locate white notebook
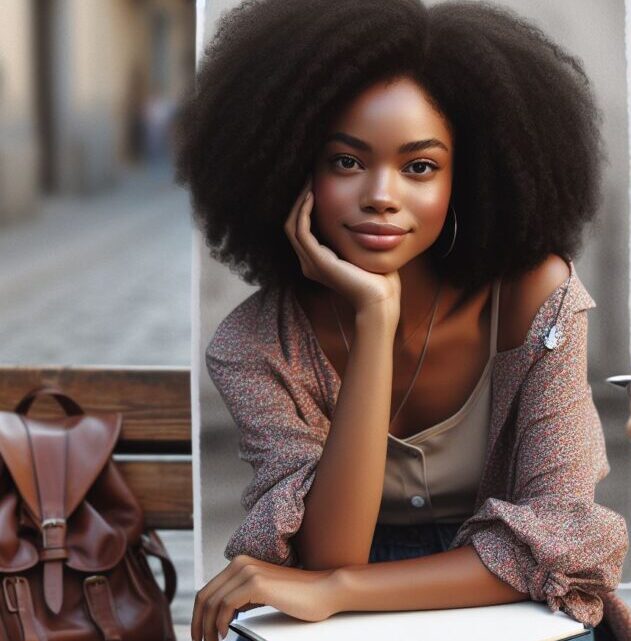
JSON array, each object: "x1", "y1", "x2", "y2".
[{"x1": 230, "y1": 601, "x2": 589, "y2": 641}]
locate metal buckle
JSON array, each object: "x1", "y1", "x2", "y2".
[
  {"x1": 84, "y1": 575, "x2": 106, "y2": 587},
  {"x1": 2, "y1": 576, "x2": 25, "y2": 613},
  {"x1": 41, "y1": 518, "x2": 66, "y2": 549}
]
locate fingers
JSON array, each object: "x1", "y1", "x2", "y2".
[
  {"x1": 215, "y1": 584, "x2": 261, "y2": 640},
  {"x1": 285, "y1": 175, "x2": 313, "y2": 238},
  {"x1": 191, "y1": 571, "x2": 229, "y2": 640},
  {"x1": 283, "y1": 175, "x2": 346, "y2": 290},
  {"x1": 191, "y1": 556, "x2": 251, "y2": 641},
  {"x1": 295, "y1": 190, "x2": 320, "y2": 255},
  {"x1": 201, "y1": 568, "x2": 249, "y2": 641},
  {"x1": 284, "y1": 178, "x2": 312, "y2": 242},
  {"x1": 199, "y1": 566, "x2": 265, "y2": 641},
  {"x1": 284, "y1": 181, "x2": 317, "y2": 279},
  {"x1": 300, "y1": 174, "x2": 313, "y2": 203},
  {"x1": 284, "y1": 176, "x2": 312, "y2": 234}
]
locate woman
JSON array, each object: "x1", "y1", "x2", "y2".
[{"x1": 174, "y1": 1, "x2": 630, "y2": 639}]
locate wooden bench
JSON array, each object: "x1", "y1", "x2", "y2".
[{"x1": 0, "y1": 364, "x2": 193, "y2": 530}]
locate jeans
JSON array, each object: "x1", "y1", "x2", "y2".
[
  {"x1": 232, "y1": 521, "x2": 604, "y2": 640},
  {"x1": 368, "y1": 520, "x2": 463, "y2": 561}
]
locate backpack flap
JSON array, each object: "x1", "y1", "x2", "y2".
[
  {"x1": 0, "y1": 410, "x2": 130, "y2": 614},
  {"x1": 0, "y1": 485, "x2": 39, "y2": 572},
  {"x1": 64, "y1": 459, "x2": 144, "y2": 572}
]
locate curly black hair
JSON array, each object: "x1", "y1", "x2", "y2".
[{"x1": 174, "y1": 0, "x2": 605, "y2": 295}]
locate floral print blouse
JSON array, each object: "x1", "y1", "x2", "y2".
[{"x1": 206, "y1": 260, "x2": 630, "y2": 638}]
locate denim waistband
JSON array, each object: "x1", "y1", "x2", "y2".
[
  {"x1": 371, "y1": 521, "x2": 464, "y2": 546},
  {"x1": 369, "y1": 521, "x2": 465, "y2": 563}
]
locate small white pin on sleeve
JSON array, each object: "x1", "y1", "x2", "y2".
[{"x1": 543, "y1": 324, "x2": 560, "y2": 350}]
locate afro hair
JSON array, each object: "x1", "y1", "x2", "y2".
[{"x1": 174, "y1": 0, "x2": 604, "y2": 295}]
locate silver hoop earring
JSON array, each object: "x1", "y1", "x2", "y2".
[{"x1": 439, "y1": 205, "x2": 458, "y2": 259}]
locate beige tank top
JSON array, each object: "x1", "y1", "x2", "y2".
[{"x1": 378, "y1": 277, "x2": 501, "y2": 526}]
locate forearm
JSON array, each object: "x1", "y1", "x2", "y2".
[
  {"x1": 295, "y1": 307, "x2": 396, "y2": 570},
  {"x1": 331, "y1": 544, "x2": 529, "y2": 612}
]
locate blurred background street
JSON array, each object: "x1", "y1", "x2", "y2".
[{"x1": 0, "y1": 1, "x2": 196, "y2": 637}]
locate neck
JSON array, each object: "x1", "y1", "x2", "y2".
[
  {"x1": 395, "y1": 254, "x2": 444, "y2": 342},
  {"x1": 320, "y1": 254, "x2": 455, "y2": 346}
]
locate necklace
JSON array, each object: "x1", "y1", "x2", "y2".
[{"x1": 329, "y1": 280, "x2": 444, "y2": 426}]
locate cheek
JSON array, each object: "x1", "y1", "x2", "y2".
[
  {"x1": 423, "y1": 193, "x2": 450, "y2": 220},
  {"x1": 408, "y1": 186, "x2": 451, "y2": 232},
  {"x1": 312, "y1": 178, "x2": 353, "y2": 233}
]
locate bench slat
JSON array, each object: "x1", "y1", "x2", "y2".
[
  {"x1": 117, "y1": 459, "x2": 193, "y2": 530},
  {"x1": 0, "y1": 366, "x2": 191, "y2": 453}
]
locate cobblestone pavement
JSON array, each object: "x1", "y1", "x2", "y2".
[
  {"x1": 0, "y1": 166, "x2": 195, "y2": 633},
  {"x1": 0, "y1": 166, "x2": 191, "y2": 365}
]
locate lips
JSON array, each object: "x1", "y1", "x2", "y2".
[
  {"x1": 347, "y1": 222, "x2": 408, "y2": 235},
  {"x1": 345, "y1": 222, "x2": 409, "y2": 251}
]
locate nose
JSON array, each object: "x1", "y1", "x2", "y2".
[{"x1": 360, "y1": 170, "x2": 401, "y2": 215}]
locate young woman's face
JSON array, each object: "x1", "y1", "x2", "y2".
[{"x1": 312, "y1": 75, "x2": 454, "y2": 274}]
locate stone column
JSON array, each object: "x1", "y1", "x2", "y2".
[
  {"x1": 47, "y1": 0, "x2": 118, "y2": 193},
  {"x1": 0, "y1": 0, "x2": 39, "y2": 222}
]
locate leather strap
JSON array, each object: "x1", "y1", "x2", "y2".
[
  {"x1": 83, "y1": 576, "x2": 123, "y2": 641},
  {"x1": 43, "y1": 559, "x2": 64, "y2": 615},
  {"x1": 141, "y1": 531, "x2": 177, "y2": 604},
  {"x1": 28, "y1": 422, "x2": 69, "y2": 615},
  {"x1": 15, "y1": 386, "x2": 84, "y2": 417},
  {"x1": 41, "y1": 522, "x2": 68, "y2": 614},
  {"x1": 2, "y1": 577, "x2": 44, "y2": 641}
]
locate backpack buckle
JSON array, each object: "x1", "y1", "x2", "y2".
[
  {"x1": 42, "y1": 518, "x2": 66, "y2": 549},
  {"x1": 2, "y1": 576, "x2": 19, "y2": 613}
]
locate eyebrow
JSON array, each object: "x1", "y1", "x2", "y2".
[{"x1": 324, "y1": 132, "x2": 449, "y2": 154}]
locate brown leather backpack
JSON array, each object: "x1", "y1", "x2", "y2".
[{"x1": 0, "y1": 386, "x2": 177, "y2": 641}]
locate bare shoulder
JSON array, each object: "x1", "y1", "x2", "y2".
[{"x1": 498, "y1": 254, "x2": 571, "y2": 352}]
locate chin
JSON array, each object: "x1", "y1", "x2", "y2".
[{"x1": 341, "y1": 248, "x2": 410, "y2": 274}]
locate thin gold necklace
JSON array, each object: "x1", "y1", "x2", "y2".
[
  {"x1": 329, "y1": 280, "x2": 443, "y2": 426},
  {"x1": 328, "y1": 280, "x2": 443, "y2": 354}
]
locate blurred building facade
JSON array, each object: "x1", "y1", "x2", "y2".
[{"x1": 0, "y1": 0, "x2": 195, "y2": 223}]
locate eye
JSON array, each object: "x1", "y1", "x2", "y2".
[
  {"x1": 330, "y1": 154, "x2": 438, "y2": 176},
  {"x1": 330, "y1": 154, "x2": 361, "y2": 171},
  {"x1": 404, "y1": 160, "x2": 438, "y2": 176}
]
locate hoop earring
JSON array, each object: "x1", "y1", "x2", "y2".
[{"x1": 439, "y1": 205, "x2": 458, "y2": 259}]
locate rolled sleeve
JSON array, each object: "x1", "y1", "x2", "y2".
[
  {"x1": 223, "y1": 465, "x2": 318, "y2": 566},
  {"x1": 450, "y1": 309, "x2": 629, "y2": 627},
  {"x1": 206, "y1": 318, "x2": 327, "y2": 567},
  {"x1": 453, "y1": 497, "x2": 627, "y2": 626}
]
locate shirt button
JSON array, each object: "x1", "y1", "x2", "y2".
[{"x1": 410, "y1": 495, "x2": 425, "y2": 508}]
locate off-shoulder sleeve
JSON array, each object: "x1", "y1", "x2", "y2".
[
  {"x1": 206, "y1": 314, "x2": 328, "y2": 568},
  {"x1": 449, "y1": 308, "x2": 629, "y2": 627}
]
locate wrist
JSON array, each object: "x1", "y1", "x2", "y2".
[
  {"x1": 325, "y1": 565, "x2": 359, "y2": 614},
  {"x1": 355, "y1": 302, "x2": 399, "y2": 336}
]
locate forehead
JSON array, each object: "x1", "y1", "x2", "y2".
[{"x1": 327, "y1": 76, "x2": 453, "y2": 149}]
